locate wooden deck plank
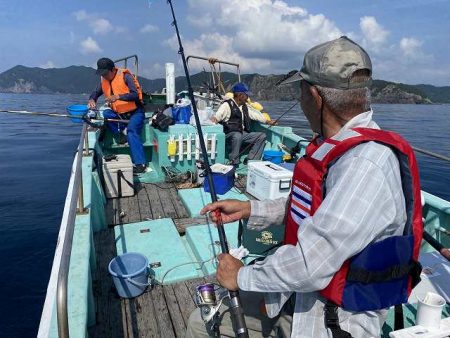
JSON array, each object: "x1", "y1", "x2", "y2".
[
  {"x1": 173, "y1": 216, "x2": 209, "y2": 234},
  {"x1": 169, "y1": 185, "x2": 190, "y2": 218},
  {"x1": 89, "y1": 230, "x2": 125, "y2": 338},
  {"x1": 172, "y1": 281, "x2": 198, "y2": 326},
  {"x1": 144, "y1": 184, "x2": 166, "y2": 219},
  {"x1": 117, "y1": 196, "x2": 131, "y2": 224},
  {"x1": 126, "y1": 194, "x2": 141, "y2": 224},
  {"x1": 136, "y1": 183, "x2": 153, "y2": 221},
  {"x1": 162, "y1": 285, "x2": 188, "y2": 336},
  {"x1": 151, "y1": 286, "x2": 177, "y2": 337},
  {"x1": 156, "y1": 184, "x2": 178, "y2": 219},
  {"x1": 122, "y1": 299, "x2": 138, "y2": 338},
  {"x1": 135, "y1": 292, "x2": 161, "y2": 338}
]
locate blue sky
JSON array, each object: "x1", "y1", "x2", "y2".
[{"x1": 1, "y1": 0, "x2": 450, "y2": 85}]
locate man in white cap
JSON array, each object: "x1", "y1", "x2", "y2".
[{"x1": 186, "y1": 36, "x2": 423, "y2": 337}]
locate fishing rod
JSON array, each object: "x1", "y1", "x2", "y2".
[
  {"x1": 412, "y1": 146, "x2": 450, "y2": 163},
  {"x1": 166, "y1": 1, "x2": 248, "y2": 337},
  {"x1": 423, "y1": 231, "x2": 450, "y2": 261},
  {"x1": 0, "y1": 109, "x2": 131, "y2": 124}
]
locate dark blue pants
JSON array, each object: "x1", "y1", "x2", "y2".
[{"x1": 103, "y1": 108, "x2": 146, "y2": 165}]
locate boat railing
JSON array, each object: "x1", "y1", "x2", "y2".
[
  {"x1": 186, "y1": 55, "x2": 241, "y2": 81},
  {"x1": 56, "y1": 123, "x2": 89, "y2": 338},
  {"x1": 114, "y1": 54, "x2": 139, "y2": 77}
]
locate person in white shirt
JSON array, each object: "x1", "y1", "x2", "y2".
[
  {"x1": 212, "y1": 83, "x2": 273, "y2": 165},
  {"x1": 186, "y1": 36, "x2": 421, "y2": 338}
]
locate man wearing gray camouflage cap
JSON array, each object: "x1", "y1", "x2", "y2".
[{"x1": 186, "y1": 36, "x2": 422, "y2": 338}]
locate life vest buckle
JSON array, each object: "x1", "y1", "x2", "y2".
[{"x1": 324, "y1": 302, "x2": 339, "y2": 327}]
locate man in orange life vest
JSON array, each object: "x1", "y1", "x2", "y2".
[
  {"x1": 186, "y1": 37, "x2": 422, "y2": 337},
  {"x1": 88, "y1": 57, "x2": 147, "y2": 174}
]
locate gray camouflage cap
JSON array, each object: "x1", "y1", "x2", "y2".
[{"x1": 279, "y1": 36, "x2": 372, "y2": 89}]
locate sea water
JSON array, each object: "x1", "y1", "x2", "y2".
[{"x1": 0, "y1": 93, "x2": 449, "y2": 337}]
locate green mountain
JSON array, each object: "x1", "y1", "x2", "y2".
[
  {"x1": 0, "y1": 65, "x2": 449, "y2": 103},
  {"x1": 415, "y1": 84, "x2": 450, "y2": 103}
]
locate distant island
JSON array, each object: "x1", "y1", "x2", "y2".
[{"x1": 1, "y1": 65, "x2": 450, "y2": 104}]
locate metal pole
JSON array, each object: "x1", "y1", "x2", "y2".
[
  {"x1": 83, "y1": 129, "x2": 90, "y2": 156},
  {"x1": 56, "y1": 123, "x2": 89, "y2": 337}
]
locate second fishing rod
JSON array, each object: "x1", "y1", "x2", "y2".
[{"x1": 166, "y1": 1, "x2": 249, "y2": 337}]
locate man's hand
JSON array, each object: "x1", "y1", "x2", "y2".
[
  {"x1": 105, "y1": 95, "x2": 120, "y2": 104},
  {"x1": 87, "y1": 99, "x2": 96, "y2": 109},
  {"x1": 217, "y1": 253, "x2": 243, "y2": 291},
  {"x1": 266, "y1": 119, "x2": 277, "y2": 126},
  {"x1": 200, "y1": 200, "x2": 251, "y2": 224}
]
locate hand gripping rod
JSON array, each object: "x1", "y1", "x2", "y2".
[{"x1": 166, "y1": 1, "x2": 249, "y2": 337}]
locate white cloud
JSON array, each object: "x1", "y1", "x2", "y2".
[
  {"x1": 360, "y1": 16, "x2": 389, "y2": 50},
  {"x1": 176, "y1": 0, "x2": 342, "y2": 73},
  {"x1": 400, "y1": 37, "x2": 422, "y2": 57},
  {"x1": 40, "y1": 61, "x2": 56, "y2": 69},
  {"x1": 80, "y1": 37, "x2": 102, "y2": 55},
  {"x1": 140, "y1": 24, "x2": 158, "y2": 33},
  {"x1": 177, "y1": 1, "x2": 441, "y2": 84},
  {"x1": 91, "y1": 18, "x2": 113, "y2": 35},
  {"x1": 73, "y1": 10, "x2": 114, "y2": 35}
]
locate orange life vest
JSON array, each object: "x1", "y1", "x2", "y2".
[{"x1": 101, "y1": 67, "x2": 143, "y2": 114}]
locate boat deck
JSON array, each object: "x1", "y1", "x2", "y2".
[
  {"x1": 89, "y1": 228, "x2": 216, "y2": 338},
  {"x1": 105, "y1": 182, "x2": 209, "y2": 233},
  {"x1": 89, "y1": 179, "x2": 248, "y2": 337}
]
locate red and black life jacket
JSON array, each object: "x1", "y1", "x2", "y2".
[{"x1": 284, "y1": 127, "x2": 423, "y2": 312}]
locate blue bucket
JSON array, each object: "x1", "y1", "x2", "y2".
[
  {"x1": 66, "y1": 104, "x2": 88, "y2": 123},
  {"x1": 108, "y1": 252, "x2": 150, "y2": 298},
  {"x1": 263, "y1": 150, "x2": 284, "y2": 164}
]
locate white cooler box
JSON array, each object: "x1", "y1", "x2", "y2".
[
  {"x1": 102, "y1": 155, "x2": 135, "y2": 198},
  {"x1": 246, "y1": 161, "x2": 293, "y2": 200}
]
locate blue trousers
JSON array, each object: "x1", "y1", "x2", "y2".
[{"x1": 103, "y1": 108, "x2": 146, "y2": 165}]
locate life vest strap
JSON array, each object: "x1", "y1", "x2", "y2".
[
  {"x1": 346, "y1": 261, "x2": 419, "y2": 284},
  {"x1": 324, "y1": 301, "x2": 353, "y2": 338}
]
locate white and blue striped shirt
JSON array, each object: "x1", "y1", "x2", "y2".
[{"x1": 238, "y1": 111, "x2": 407, "y2": 337}]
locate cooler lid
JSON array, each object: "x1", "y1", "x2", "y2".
[
  {"x1": 103, "y1": 154, "x2": 133, "y2": 170},
  {"x1": 248, "y1": 161, "x2": 293, "y2": 179}
]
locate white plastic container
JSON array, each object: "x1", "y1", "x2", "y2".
[
  {"x1": 246, "y1": 161, "x2": 293, "y2": 200},
  {"x1": 102, "y1": 155, "x2": 134, "y2": 198}
]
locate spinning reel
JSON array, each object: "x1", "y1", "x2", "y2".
[{"x1": 195, "y1": 283, "x2": 228, "y2": 331}]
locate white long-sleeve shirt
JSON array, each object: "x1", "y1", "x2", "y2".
[{"x1": 238, "y1": 111, "x2": 407, "y2": 337}]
